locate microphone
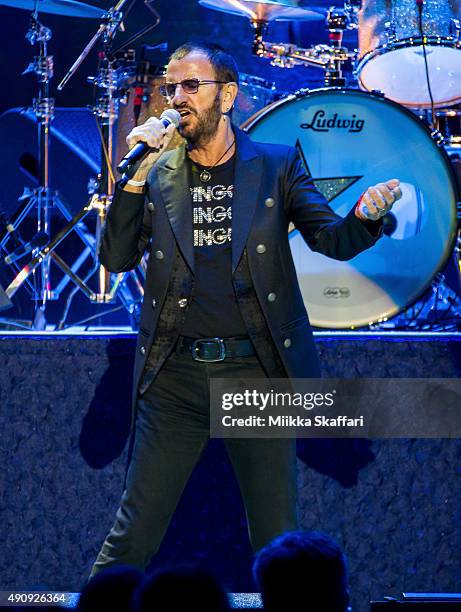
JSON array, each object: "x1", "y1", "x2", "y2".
[
  {"x1": 117, "y1": 109, "x2": 181, "y2": 174},
  {"x1": 4, "y1": 231, "x2": 49, "y2": 265}
]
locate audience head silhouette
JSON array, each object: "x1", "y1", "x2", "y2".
[
  {"x1": 132, "y1": 564, "x2": 230, "y2": 612},
  {"x1": 77, "y1": 565, "x2": 143, "y2": 612},
  {"x1": 253, "y1": 530, "x2": 350, "y2": 612}
]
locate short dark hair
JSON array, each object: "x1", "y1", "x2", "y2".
[
  {"x1": 253, "y1": 531, "x2": 350, "y2": 612},
  {"x1": 169, "y1": 41, "x2": 239, "y2": 86},
  {"x1": 132, "y1": 564, "x2": 230, "y2": 612},
  {"x1": 77, "y1": 565, "x2": 143, "y2": 612}
]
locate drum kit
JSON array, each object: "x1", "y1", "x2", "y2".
[{"x1": 0, "y1": 0, "x2": 460, "y2": 330}]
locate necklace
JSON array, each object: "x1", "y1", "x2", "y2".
[{"x1": 196, "y1": 139, "x2": 235, "y2": 182}]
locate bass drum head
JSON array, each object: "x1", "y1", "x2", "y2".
[{"x1": 244, "y1": 88, "x2": 458, "y2": 329}]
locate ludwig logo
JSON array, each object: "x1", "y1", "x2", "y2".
[
  {"x1": 323, "y1": 287, "x2": 351, "y2": 298},
  {"x1": 301, "y1": 110, "x2": 364, "y2": 133}
]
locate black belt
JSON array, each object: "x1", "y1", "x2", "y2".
[{"x1": 175, "y1": 335, "x2": 255, "y2": 362}]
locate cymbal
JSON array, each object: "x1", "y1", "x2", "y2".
[
  {"x1": 0, "y1": 0, "x2": 106, "y2": 18},
  {"x1": 198, "y1": 0, "x2": 323, "y2": 21}
]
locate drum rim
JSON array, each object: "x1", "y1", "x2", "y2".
[
  {"x1": 242, "y1": 87, "x2": 460, "y2": 329},
  {"x1": 435, "y1": 108, "x2": 461, "y2": 117},
  {"x1": 356, "y1": 38, "x2": 461, "y2": 108},
  {"x1": 358, "y1": 35, "x2": 461, "y2": 60},
  {"x1": 238, "y1": 72, "x2": 277, "y2": 91}
]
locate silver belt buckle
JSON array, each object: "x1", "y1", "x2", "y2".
[{"x1": 192, "y1": 337, "x2": 226, "y2": 362}]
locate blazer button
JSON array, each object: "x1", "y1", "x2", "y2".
[
  {"x1": 267, "y1": 292, "x2": 277, "y2": 302},
  {"x1": 140, "y1": 346, "x2": 146, "y2": 356},
  {"x1": 265, "y1": 197, "x2": 275, "y2": 208},
  {"x1": 152, "y1": 298, "x2": 156, "y2": 308},
  {"x1": 147, "y1": 202, "x2": 155, "y2": 212},
  {"x1": 178, "y1": 298, "x2": 188, "y2": 308},
  {"x1": 256, "y1": 244, "x2": 266, "y2": 254},
  {"x1": 283, "y1": 338, "x2": 292, "y2": 348},
  {"x1": 155, "y1": 250, "x2": 164, "y2": 260}
]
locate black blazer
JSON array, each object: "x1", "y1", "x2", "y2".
[{"x1": 100, "y1": 127, "x2": 383, "y2": 412}]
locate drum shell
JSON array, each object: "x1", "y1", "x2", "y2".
[
  {"x1": 244, "y1": 88, "x2": 458, "y2": 328},
  {"x1": 357, "y1": 0, "x2": 461, "y2": 108},
  {"x1": 358, "y1": 0, "x2": 460, "y2": 53}
]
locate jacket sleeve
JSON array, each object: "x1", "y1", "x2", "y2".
[
  {"x1": 99, "y1": 182, "x2": 151, "y2": 273},
  {"x1": 285, "y1": 148, "x2": 383, "y2": 261}
]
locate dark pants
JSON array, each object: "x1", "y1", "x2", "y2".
[{"x1": 89, "y1": 349, "x2": 298, "y2": 578}]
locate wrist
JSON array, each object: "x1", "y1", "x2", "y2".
[
  {"x1": 120, "y1": 165, "x2": 150, "y2": 184},
  {"x1": 121, "y1": 183, "x2": 146, "y2": 194},
  {"x1": 125, "y1": 176, "x2": 146, "y2": 187},
  {"x1": 355, "y1": 203, "x2": 368, "y2": 221},
  {"x1": 120, "y1": 173, "x2": 148, "y2": 193}
]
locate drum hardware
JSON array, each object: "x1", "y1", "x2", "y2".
[
  {"x1": 450, "y1": 16, "x2": 461, "y2": 34},
  {"x1": 4, "y1": 0, "x2": 161, "y2": 328},
  {"x1": 383, "y1": 20, "x2": 397, "y2": 45},
  {"x1": 0, "y1": 281, "x2": 12, "y2": 313},
  {"x1": 201, "y1": 0, "x2": 358, "y2": 87},
  {"x1": 0, "y1": 12, "x2": 100, "y2": 330},
  {"x1": 435, "y1": 108, "x2": 461, "y2": 148},
  {"x1": 387, "y1": 225, "x2": 461, "y2": 332},
  {"x1": 368, "y1": 281, "x2": 461, "y2": 331},
  {"x1": 255, "y1": 37, "x2": 355, "y2": 87},
  {"x1": 410, "y1": 108, "x2": 447, "y2": 146},
  {"x1": 54, "y1": 0, "x2": 160, "y2": 309},
  {"x1": 50, "y1": 3, "x2": 163, "y2": 329},
  {"x1": 431, "y1": 129, "x2": 446, "y2": 146}
]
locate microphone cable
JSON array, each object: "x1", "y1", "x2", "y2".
[{"x1": 416, "y1": 0, "x2": 436, "y2": 130}]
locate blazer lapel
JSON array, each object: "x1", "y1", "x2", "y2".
[
  {"x1": 154, "y1": 145, "x2": 195, "y2": 274},
  {"x1": 232, "y1": 128, "x2": 263, "y2": 274}
]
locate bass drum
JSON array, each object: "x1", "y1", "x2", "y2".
[{"x1": 244, "y1": 88, "x2": 458, "y2": 329}]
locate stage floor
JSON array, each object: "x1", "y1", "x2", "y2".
[{"x1": 1, "y1": 332, "x2": 460, "y2": 610}]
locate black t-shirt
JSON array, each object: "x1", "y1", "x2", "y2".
[{"x1": 179, "y1": 154, "x2": 248, "y2": 339}]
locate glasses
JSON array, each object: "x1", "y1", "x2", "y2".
[{"x1": 159, "y1": 79, "x2": 229, "y2": 99}]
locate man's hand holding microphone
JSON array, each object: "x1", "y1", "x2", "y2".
[{"x1": 117, "y1": 109, "x2": 181, "y2": 193}]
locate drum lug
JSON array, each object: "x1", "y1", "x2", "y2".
[
  {"x1": 450, "y1": 18, "x2": 461, "y2": 41},
  {"x1": 431, "y1": 129, "x2": 445, "y2": 146},
  {"x1": 294, "y1": 88, "x2": 310, "y2": 99},
  {"x1": 384, "y1": 20, "x2": 397, "y2": 47},
  {"x1": 371, "y1": 89, "x2": 385, "y2": 98},
  {"x1": 352, "y1": 52, "x2": 361, "y2": 79}
]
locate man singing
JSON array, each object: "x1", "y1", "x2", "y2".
[{"x1": 89, "y1": 42, "x2": 401, "y2": 577}]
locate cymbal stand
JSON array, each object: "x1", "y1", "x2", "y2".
[
  {"x1": 0, "y1": 13, "x2": 97, "y2": 328},
  {"x1": 55, "y1": 0, "x2": 160, "y2": 309},
  {"x1": 56, "y1": 0, "x2": 130, "y2": 302},
  {"x1": 6, "y1": 0, "x2": 161, "y2": 327}
]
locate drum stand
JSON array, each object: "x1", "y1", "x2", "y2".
[
  {"x1": 0, "y1": 14, "x2": 99, "y2": 329},
  {"x1": 252, "y1": 5, "x2": 357, "y2": 87},
  {"x1": 56, "y1": 50, "x2": 146, "y2": 329},
  {"x1": 5, "y1": 2, "x2": 150, "y2": 329}
]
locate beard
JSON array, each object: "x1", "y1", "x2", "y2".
[{"x1": 176, "y1": 92, "x2": 222, "y2": 147}]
